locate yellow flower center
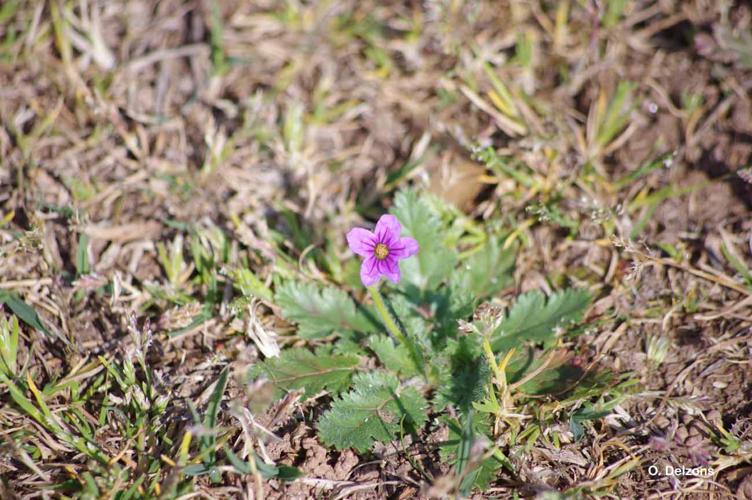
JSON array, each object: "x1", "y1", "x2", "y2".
[{"x1": 374, "y1": 243, "x2": 389, "y2": 260}]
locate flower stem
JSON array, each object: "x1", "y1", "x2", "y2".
[
  {"x1": 367, "y1": 286, "x2": 427, "y2": 380},
  {"x1": 368, "y1": 286, "x2": 407, "y2": 345}
]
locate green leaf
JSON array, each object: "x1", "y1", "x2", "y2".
[
  {"x1": 331, "y1": 331, "x2": 369, "y2": 356},
  {"x1": 0, "y1": 1, "x2": 21, "y2": 25},
  {"x1": 720, "y1": 242, "x2": 752, "y2": 289},
  {"x1": 491, "y1": 289, "x2": 591, "y2": 352},
  {"x1": 428, "y1": 282, "x2": 476, "y2": 348},
  {"x1": 0, "y1": 291, "x2": 52, "y2": 338},
  {"x1": 597, "y1": 81, "x2": 636, "y2": 149},
  {"x1": 453, "y1": 236, "x2": 515, "y2": 299},
  {"x1": 252, "y1": 348, "x2": 360, "y2": 399},
  {"x1": 383, "y1": 293, "x2": 432, "y2": 376},
  {"x1": 318, "y1": 371, "x2": 428, "y2": 452},
  {"x1": 368, "y1": 335, "x2": 418, "y2": 377},
  {"x1": 614, "y1": 152, "x2": 673, "y2": 189},
  {"x1": 204, "y1": 366, "x2": 229, "y2": 430},
  {"x1": 462, "y1": 453, "x2": 505, "y2": 493},
  {"x1": 75, "y1": 233, "x2": 90, "y2": 276},
  {"x1": 569, "y1": 398, "x2": 621, "y2": 441},
  {"x1": 183, "y1": 464, "x2": 212, "y2": 476},
  {"x1": 276, "y1": 464, "x2": 303, "y2": 481},
  {"x1": 388, "y1": 293, "x2": 431, "y2": 346},
  {"x1": 275, "y1": 281, "x2": 375, "y2": 339},
  {"x1": 391, "y1": 189, "x2": 455, "y2": 290},
  {"x1": 232, "y1": 268, "x2": 273, "y2": 302},
  {"x1": 438, "y1": 413, "x2": 505, "y2": 492},
  {"x1": 202, "y1": 365, "x2": 230, "y2": 477},
  {"x1": 436, "y1": 336, "x2": 488, "y2": 414},
  {"x1": 0, "y1": 372, "x2": 45, "y2": 423},
  {"x1": 0, "y1": 314, "x2": 20, "y2": 377}
]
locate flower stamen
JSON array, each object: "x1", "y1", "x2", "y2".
[{"x1": 374, "y1": 243, "x2": 389, "y2": 260}]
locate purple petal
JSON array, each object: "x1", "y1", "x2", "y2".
[
  {"x1": 382, "y1": 257, "x2": 401, "y2": 283},
  {"x1": 347, "y1": 228, "x2": 376, "y2": 257},
  {"x1": 390, "y1": 237, "x2": 419, "y2": 259},
  {"x1": 375, "y1": 259, "x2": 388, "y2": 274},
  {"x1": 360, "y1": 255, "x2": 381, "y2": 286},
  {"x1": 374, "y1": 214, "x2": 401, "y2": 241}
]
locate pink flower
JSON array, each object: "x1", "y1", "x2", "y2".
[{"x1": 346, "y1": 214, "x2": 419, "y2": 286}]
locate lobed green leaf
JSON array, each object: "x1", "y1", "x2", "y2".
[
  {"x1": 253, "y1": 348, "x2": 360, "y2": 399},
  {"x1": 491, "y1": 288, "x2": 591, "y2": 352},
  {"x1": 435, "y1": 336, "x2": 488, "y2": 414},
  {"x1": 452, "y1": 236, "x2": 516, "y2": 299},
  {"x1": 318, "y1": 371, "x2": 427, "y2": 452},
  {"x1": 368, "y1": 335, "x2": 419, "y2": 377},
  {"x1": 391, "y1": 189, "x2": 455, "y2": 290},
  {"x1": 275, "y1": 280, "x2": 375, "y2": 339}
]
